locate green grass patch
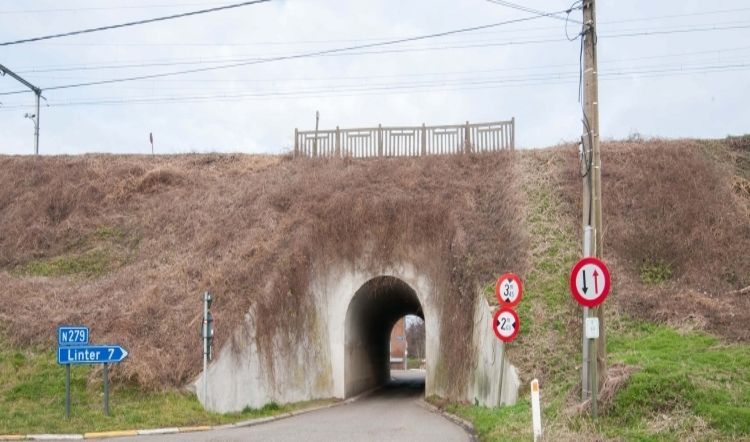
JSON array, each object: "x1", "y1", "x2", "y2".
[
  {"x1": 444, "y1": 400, "x2": 532, "y2": 442},
  {"x1": 447, "y1": 323, "x2": 749, "y2": 441},
  {"x1": 0, "y1": 342, "x2": 334, "y2": 434},
  {"x1": 13, "y1": 226, "x2": 137, "y2": 278},
  {"x1": 603, "y1": 323, "x2": 750, "y2": 439},
  {"x1": 17, "y1": 250, "x2": 114, "y2": 278},
  {"x1": 93, "y1": 226, "x2": 126, "y2": 241},
  {"x1": 639, "y1": 258, "x2": 673, "y2": 284}
]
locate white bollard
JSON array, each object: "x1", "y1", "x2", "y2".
[{"x1": 531, "y1": 379, "x2": 542, "y2": 441}]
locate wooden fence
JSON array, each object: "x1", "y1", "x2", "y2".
[{"x1": 294, "y1": 119, "x2": 514, "y2": 158}]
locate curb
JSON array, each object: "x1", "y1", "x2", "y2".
[
  {"x1": 84, "y1": 431, "x2": 138, "y2": 439},
  {"x1": 417, "y1": 399, "x2": 479, "y2": 442},
  {"x1": 0, "y1": 393, "x2": 373, "y2": 440}
]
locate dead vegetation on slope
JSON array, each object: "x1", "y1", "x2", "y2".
[
  {"x1": 0, "y1": 137, "x2": 746, "y2": 391},
  {"x1": 0, "y1": 152, "x2": 526, "y2": 390},
  {"x1": 555, "y1": 138, "x2": 750, "y2": 341}
]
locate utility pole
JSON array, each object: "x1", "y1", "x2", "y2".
[
  {"x1": 0, "y1": 63, "x2": 42, "y2": 155},
  {"x1": 581, "y1": 0, "x2": 605, "y2": 397}
]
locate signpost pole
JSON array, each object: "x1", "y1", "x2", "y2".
[
  {"x1": 203, "y1": 292, "x2": 209, "y2": 405},
  {"x1": 497, "y1": 345, "x2": 506, "y2": 405},
  {"x1": 65, "y1": 364, "x2": 71, "y2": 419},
  {"x1": 103, "y1": 363, "x2": 110, "y2": 416},
  {"x1": 492, "y1": 273, "x2": 523, "y2": 408},
  {"x1": 570, "y1": 256, "x2": 610, "y2": 418},
  {"x1": 582, "y1": 226, "x2": 593, "y2": 400},
  {"x1": 590, "y1": 339, "x2": 598, "y2": 418}
]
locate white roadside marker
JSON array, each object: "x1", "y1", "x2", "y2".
[{"x1": 531, "y1": 378, "x2": 542, "y2": 441}]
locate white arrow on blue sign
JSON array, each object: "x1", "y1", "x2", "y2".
[{"x1": 57, "y1": 345, "x2": 129, "y2": 365}]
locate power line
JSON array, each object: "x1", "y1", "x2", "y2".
[
  {"x1": 602, "y1": 6, "x2": 750, "y2": 26},
  {"x1": 0, "y1": 2, "x2": 231, "y2": 15},
  {"x1": 2, "y1": 19, "x2": 748, "y2": 96},
  {"x1": 486, "y1": 0, "x2": 582, "y2": 24},
  {"x1": 12, "y1": 9, "x2": 750, "y2": 48},
  {"x1": 10, "y1": 20, "x2": 750, "y2": 75},
  {"x1": 2, "y1": 61, "x2": 747, "y2": 110},
  {"x1": 17, "y1": 53, "x2": 750, "y2": 90},
  {"x1": 0, "y1": 0, "x2": 272, "y2": 47},
  {"x1": 3, "y1": 14, "x2": 556, "y2": 93}
]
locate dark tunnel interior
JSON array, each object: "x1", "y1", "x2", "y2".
[{"x1": 344, "y1": 276, "x2": 424, "y2": 397}]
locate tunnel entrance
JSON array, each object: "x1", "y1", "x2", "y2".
[{"x1": 344, "y1": 276, "x2": 425, "y2": 398}]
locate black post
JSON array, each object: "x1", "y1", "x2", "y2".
[
  {"x1": 65, "y1": 364, "x2": 71, "y2": 419},
  {"x1": 103, "y1": 363, "x2": 109, "y2": 416}
]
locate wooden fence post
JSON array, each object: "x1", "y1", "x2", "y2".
[
  {"x1": 335, "y1": 126, "x2": 341, "y2": 157},
  {"x1": 378, "y1": 124, "x2": 383, "y2": 157},
  {"x1": 464, "y1": 121, "x2": 471, "y2": 154},
  {"x1": 294, "y1": 128, "x2": 299, "y2": 157},
  {"x1": 511, "y1": 117, "x2": 515, "y2": 150}
]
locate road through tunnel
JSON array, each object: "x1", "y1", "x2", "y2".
[{"x1": 344, "y1": 276, "x2": 424, "y2": 397}]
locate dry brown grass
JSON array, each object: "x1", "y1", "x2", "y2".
[
  {"x1": 0, "y1": 152, "x2": 526, "y2": 391},
  {"x1": 0, "y1": 137, "x2": 747, "y2": 391},
  {"x1": 555, "y1": 138, "x2": 750, "y2": 341}
]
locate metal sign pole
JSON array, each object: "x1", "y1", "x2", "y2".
[
  {"x1": 582, "y1": 226, "x2": 593, "y2": 400},
  {"x1": 590, "y1": 336, "x2": 598, "y2": 418},
  {"x1": 104, "y1": 363, "x2": 110, "y2": 416},
  {"x1": 497, "y1": 345, "x2": 506, "y2": 405},
  {"x1": 203, "y1": 292, "x2": 209, "y2": 405},
  {"x1": 65, "y1": 364, "x2": 71, "y2": 419}
]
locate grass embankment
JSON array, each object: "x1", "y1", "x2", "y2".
[
  {"x1": 12, "y1": 226, "x2": 136, "y2": 278},
  {"x1": 444, "y1": 148, "x2": 750, "y2": 441},
  {"x1": 447, "y1": 327, "x2": 749, "y2": 441},
  {"x1": 0, "y1": 342, "x2": 332, "y2": 435}
]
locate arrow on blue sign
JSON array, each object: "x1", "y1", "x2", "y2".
[{"x1": 57, "y1": 345, "x2": 128, "y2": 365}]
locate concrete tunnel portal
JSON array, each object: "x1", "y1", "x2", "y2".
[
  {"x1": 197, "y1": 263, "x2": 520, "y2": 412},
  {"x1": 344, "y1": 276, "x2": 424, "y2": 397}
]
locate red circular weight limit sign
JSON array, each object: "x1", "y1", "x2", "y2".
[
  {"x1": 492, "y1": 307, "x2": 520, "y2": 343},
  {"x1": 495, "y1": 273, "x2": 523, "y2": 308},
  {"x1": 570, "y1": 257, "x2": 611, "y2": 308}
]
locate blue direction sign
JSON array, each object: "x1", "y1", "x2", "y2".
[
  {"x1": 58, "y1": 326, "x2": 89, "y2": 346},
  {"x1": 57, "y1": 345, "x2": 128, "y2": 365}
]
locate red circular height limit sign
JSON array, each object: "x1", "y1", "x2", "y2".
[
  {"x1": 492, "y1": 307, "x2": 520, "y2": 343},
  {"x1": 570, "y1": 257, "x2": 611, "y2": 308},
  {"x1": 495, "y1": 273, "x2": 523, "y2": 308}
]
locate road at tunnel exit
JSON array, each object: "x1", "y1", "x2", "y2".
[{"x1": 110, "y1": 371, "x2": 471, "y2": 442}]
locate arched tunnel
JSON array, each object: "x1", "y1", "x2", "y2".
[
  {"x1": 197, "y1": 265, "x2": 518, "y2": 412},
  {"x1": 344, "y1": 276, "x2": 424, "y2": 397}
]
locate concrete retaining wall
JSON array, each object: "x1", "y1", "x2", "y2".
[{"x1": 195, "y1": 259, "x2": 519, "y2": 412}]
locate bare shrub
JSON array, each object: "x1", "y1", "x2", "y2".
[
  {"x1": 46, "y1": 187, "x2": 76, "y2": 224},
  {"x1": 135, "y1": 168, "x2": 183, "y2": 193}
]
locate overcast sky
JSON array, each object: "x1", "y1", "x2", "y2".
[{"x1": 1, "y1": 0, "x2": 749, "y2": 155}]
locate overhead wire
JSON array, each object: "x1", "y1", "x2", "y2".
[
  {"x1": 0, "y1": 13, "x2": 562, "y2": 94},
  {"x1": 3, "y1": 13, "x2": 747, "y2": 48},
  {"x1": 21, "y1": 53, "x2": 750, "y2": 88},
  {"x1": 2, "y1": 20, "x2": 749, "y2": 97},
  {"x1": 7, "y1": 20, "x2": 750, "y2": 76},
  {"x1": 0, "y1": 2, "x2": 233, "y2": 15},
  {"x1": 1, "y1": 61, "x2": 747, "y2": 110},
  {"x1": 486, "y1": 0, "x2": 582, "y2": 24},
  {"x1": 0, "y1": 0, "x2": 272, "y2": 47}
]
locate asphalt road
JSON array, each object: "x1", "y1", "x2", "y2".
[{"x1": 111, "y1": 370, "x2": 470, "y2": 442}]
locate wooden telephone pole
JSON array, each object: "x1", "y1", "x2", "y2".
[{"x1": 581, "y1": 0, "x2": 606, "y2": 397}]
